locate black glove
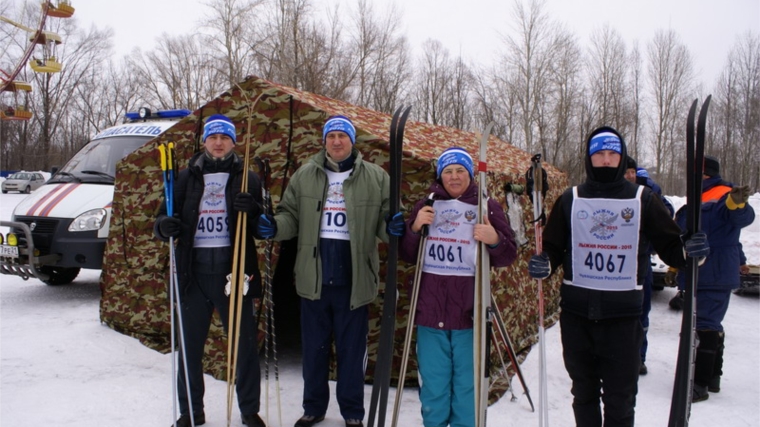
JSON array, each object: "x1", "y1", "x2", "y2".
[
  {"x1": 157, "y1": 215, "x2": 182, "y2": 238},
  {"x1": 728, "y1": 185, "x2": 750, "y2": 208},
  {"x1": 528, "y1": 253, "x2": 551, "y2": 279},
  {"x1": 257, "y1": 214, "x2": 277, "y2": 239},
  {"x1": 385, "y1": 212, "x2": 405, "y2": 237},
  {"x1": 684, "y1": 232, "x2": 710, "y2": 259},
  {"x1": 233, "y1": 192, "x2": 258, "y2": 214}
]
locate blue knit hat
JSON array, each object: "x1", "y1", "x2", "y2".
[
  {"x1": 437, "y1": 147, "x2": 474, "y2": 179},
  {"x1": 588, "y1": 131, "x2": 622, "y2": 156},
  {"x1": 203, "y1": 114, "x2": 236, "y2": 143},
  {"x1": 322, "y1": 115, "x2": 356, "y2": 144}
]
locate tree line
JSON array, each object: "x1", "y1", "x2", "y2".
[{"x1": 1, "y1": 0, "x2": 758, "y2": 193}]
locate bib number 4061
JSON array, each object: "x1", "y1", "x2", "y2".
[
  {"x1": 428, "y1": 243, "x2": 463, "y2": 263},
  {"x1": 584, "y1": 251, "x2": 626, "y2": 273}
]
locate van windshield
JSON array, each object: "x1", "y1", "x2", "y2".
[{"x1": 50, "y1": 136, "x2": 151, "y2": 184}]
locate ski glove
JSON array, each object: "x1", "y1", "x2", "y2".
[
  {"x1": 385, "y1": 212, "x2": 405, "y2": 237},
  {"x1": 233, "y1": 192, "x2": 258, "y2": 214},
  {"x1": 257, "y1": 214, "x2": 277, "y2": 239},
  {"x1": 528, "y1": 253, "x2": 551, "y2": 279},
  {"x1": 727, "y1": 185, "x2": 750, "y2": 209},
  {"x1": 157, "y1": 214, "x2": 182, "y2": 238},
  {"x1": 664, "y1": 267, "x2": 679, "y2": 287},
  {"x1": 684, "y1": 232, "x2": 710, "y2": 259}
]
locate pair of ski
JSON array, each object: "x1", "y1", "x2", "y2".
[
  {"x1": 254, "y1": 156, "x2": 282, "y2": 427},
  {"x1": 476, "y1": 125, "x2": 538, "y2": 426},
  {"x1": 159, "y1": 142, "x2": 197, "y2": 427},
  {"x1": 367, "y1": 105, "x2": 411, "y2": 427},
  {"x1": 667, "y1": 96, "x2": 711, "y2": 427}
]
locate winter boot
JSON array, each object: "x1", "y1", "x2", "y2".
[
  {"x1": 669, "y1": 290, "x2": 684, "y2": 310},
  {"x1": 694, "y1": 330, "x2": 721, "y2": 401},
  {"x1": 692, "y1": 384, "x2": 709, "y2": 403},
  {"x1": 173, "y1": 412, "x2": 206, "y2": 427},
  {"x1": 709, "y1": 332, "x2": 725, "y2": 392}
]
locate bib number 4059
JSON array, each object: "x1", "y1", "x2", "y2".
[{"x1": 584, "y1": 251, "x2": 626, "y2": 273}]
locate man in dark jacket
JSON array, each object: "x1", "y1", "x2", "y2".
[
  {"x1": 671, "y1": 155, "x2": 755, "y2": 402},
  {"x1": 528, "y1": 127, "x2": 709, "y2": 427},
  {"x1": 154, "y1": 114, "x2": 265, "y2": 427}
]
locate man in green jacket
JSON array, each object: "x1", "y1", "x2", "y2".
[{"x1": 257, "y1": 115, "x2": 404, "y2": 427}]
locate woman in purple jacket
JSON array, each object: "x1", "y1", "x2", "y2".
[{"x1": 399, "y1": 147, "x2": 517, "y2": 427}]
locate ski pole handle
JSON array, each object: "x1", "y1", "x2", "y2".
[
  {"x1": 158, "y1": 144, "x2": 167, "y2": 172},
  {"x1": 421, "y1": 195, "x2": 435, "y2": 238}
]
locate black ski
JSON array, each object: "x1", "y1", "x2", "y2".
[
  {"x1": 367, "y1": 105, "x2": 412, "y2": 427},
  {"x1": 668, "y1": 95, "x2": 711, "y2": 427}
]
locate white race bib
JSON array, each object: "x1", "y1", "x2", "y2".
[
  {"x1": 570, "y1": 186, "x2": 642, "y2": 291},
  {"x1": 194, "y1": 172, "x2": 231, "y2": 248},
  {"x1": 320, "y1": 170, "x2": 351, "y2": 241},
  {"x1": 421, "y1": 199, "x2": 478, "y2": 277}
]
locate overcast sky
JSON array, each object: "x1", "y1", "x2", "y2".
[{"x1": 51, "y1": 0, "x2": 760, "y2": 85}]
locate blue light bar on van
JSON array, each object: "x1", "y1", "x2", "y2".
[
  {"x1": 157, "y1": 109, "x2": 192, "y2": 118},
  {"x1": 124, "y1": 109, "x2": 191, "y2": 121}
]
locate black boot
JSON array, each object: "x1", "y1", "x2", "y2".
[
  {"x1": 173, "y1": 412, "x2": 206, "y2": 427},
  {"x1": 692, "y1": 384, "x2": 709, "y2": 403},
  {"x1": 709, "y1": 332, "x2": 725, "y2": 392},
  {"x1": 669, "y1": 290, "x2": 684, "y2": 310},
  {"x1": 242, "y1": 413, "x2": 266, "y2": 427},
  {"x1": 694, "y1": 330, "x2": 721, "y2": 399}
]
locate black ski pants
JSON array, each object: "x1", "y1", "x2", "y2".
[
  {"x1": 177, "y1": 270, "x2": 261, "y2": 417},
  {"x1": 560, "y1": 311, "x2": 643, "y2": 427}
]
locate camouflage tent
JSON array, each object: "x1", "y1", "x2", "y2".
[{"x1": 99, "y1": 75, "x2": 568, "y2": 403}]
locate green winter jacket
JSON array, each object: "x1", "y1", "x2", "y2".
[{"x1": 273, "y1": 148, "x2": 390, "y2": 309}]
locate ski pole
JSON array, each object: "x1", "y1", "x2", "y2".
[
  {"x1": 490, "y1": 294, "x2": 535, "y2": 411},
  {"x1": 390, "y1": 194, "x2": 434, "y2": 427},
  {"x1": 161, "y1": 142, "x2": 196, "y2": 427},
  {"x1": 531, "y1": 153, "x2": 549, "y2": 427}
]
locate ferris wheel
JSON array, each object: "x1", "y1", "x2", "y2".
[{"x1": 0, "y1": 1, "x2": 75, "y2": 121}]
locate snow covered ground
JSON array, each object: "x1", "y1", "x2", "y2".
[{"x1": 1, "y1": 191, "x2": 758, "y2": 427}]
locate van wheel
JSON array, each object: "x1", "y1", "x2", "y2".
[
  {"x1": 40, "y1": 266, "x2": 80, "y2": 286},
  {"x1": 24, "y1": 186, "x2": 31, "y2": 194}
]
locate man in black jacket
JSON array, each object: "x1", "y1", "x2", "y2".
[
  {"x1": 528, "y1": 127, "x2": 709, "y2": 427},
  {"x1": 155, "y1": 114, "x2": 266, "y2": 427}
]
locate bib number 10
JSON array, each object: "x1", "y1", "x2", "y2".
[{"x1": 584, "y1": 251, "x2": 626, "y2": 273}]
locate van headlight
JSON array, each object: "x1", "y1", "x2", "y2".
[{"x1": 68, "y1": 208, "x2": 107, "y2": 232}]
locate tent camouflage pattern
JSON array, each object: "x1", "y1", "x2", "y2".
[{"x1": 99, "y1": 75, "x2": 568, "y2": 404}]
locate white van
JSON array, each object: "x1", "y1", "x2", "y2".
[{"x1": 0, "y1": 108, "x2": 190, "y2": 285}]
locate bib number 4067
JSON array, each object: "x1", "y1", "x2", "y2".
[{"x1": 584, "y1": 251, "x2": 626, "y2": 273}]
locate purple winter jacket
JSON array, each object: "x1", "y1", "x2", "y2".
[{"x1": 400, "y1": 181, "x2": 517, "y2": 330}]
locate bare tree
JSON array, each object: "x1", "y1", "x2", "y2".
[
  {"x1": 646, "y1": 29, "x2": 694, "y2": 193},
  {"x1": 627, "y1": 41, "x2": 644, "y2": 162},
  {"x1": 544, "y1": 28, "x2": 584, "y2": 183},
  {"x1": 346, "y1": 0, "x2": 410, "y2": 113},
  {"x1": 500, "y1": 0, "x2": 555, "y2": 154},
  {"x1": 586, "y1": 25, "x2": 632, "y2": 134},
  {"x1": 127, "y1": 33, "x2": 227, "y2": 111},
  {"x1": 413, "y1": 39, "x2": 475, "y2": 129},
  {"x1": 201, "y1": 0, "x2": 265, "y2": 87},
  {"x1": 713, "y1": 31, "x2": 760, "y2": 190}
]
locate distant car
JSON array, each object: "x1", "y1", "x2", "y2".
[
  {"x1": 2, "y1": 172, "x2": 46, "y2": 194},
  {"x1": 651, "y1": 254, "x2": 669, "y2": 291}
]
